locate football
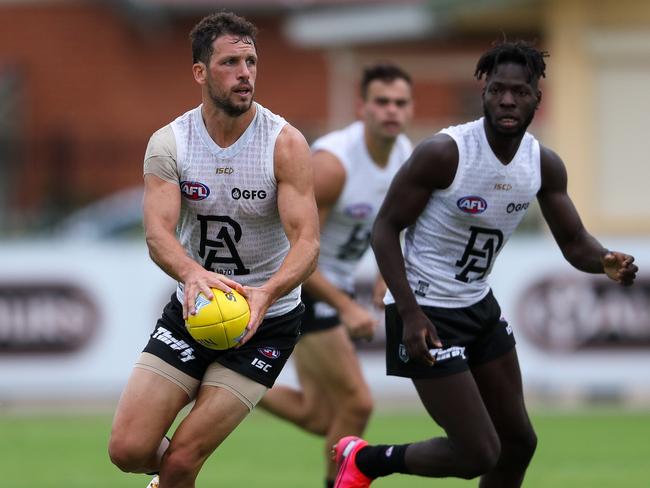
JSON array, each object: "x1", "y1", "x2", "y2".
[{"x1": 185, "y1": 288, "x2": 250, "y2": 350}]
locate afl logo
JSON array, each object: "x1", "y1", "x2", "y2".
[
  {"x1": 457, "y1": 196, "x2": 487, "y2": 214},
  {"x1": 258, "y1": 347, "x2": 281, "y2": 359},
  {"x1": 181, "y1": 181, "x2": 210, "y2": 201}
]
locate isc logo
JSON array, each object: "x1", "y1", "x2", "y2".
[
  {"x1": 251, "y1": 357, "x2": 272, "y2": 372},
  {"x1": 180, "y1": 181, "x2": 210, "y2": 200},
  {"x1": 457, "y1": 196, "x2": 487, "y2": 214}
]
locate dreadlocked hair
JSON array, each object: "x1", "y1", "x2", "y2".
[{"x1": 474, "y1": 40, "x2": 549, "y2": 83}]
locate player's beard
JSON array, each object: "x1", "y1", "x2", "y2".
[
  {"x1": 483, "y1": 102, "x2": 535, "y2": 138},
  {"x1": 207, "y1": 84, "x2": 254, "y2": 117}
]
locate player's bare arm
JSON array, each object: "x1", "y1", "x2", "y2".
[
  {"x1": 238, "y1": 124, "x2": 320, "y2": 344},
  {"x1": 143, "y1": 174, "x2": 244, "y2": 319},
  {"x1": 372, "y1": 134, "x2": 458, "y2": 365},
  {"x1": 303, "y1": 150, "x2": 378, "y2": 339},
  {"x1": 537, "y1": 146, "x2": 638, "y2": 285}
]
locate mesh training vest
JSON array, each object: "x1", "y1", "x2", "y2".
[
  {"x1": 312, "y1": 121, "x2": 412, "y2": 292},
  {"x1": 385, "y1": 118, "x2": 541, "y2": 308},
  {"x1": 161, "y1": 103, "x2": 299, "y2": 317}
]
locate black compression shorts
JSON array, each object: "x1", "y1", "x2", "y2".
[
  {"x1": 142, "y1": 294, "x2": 303, "y2": 388},
  {"x1": 385, "y1": 290, "x2": 515, "y2": 378}
]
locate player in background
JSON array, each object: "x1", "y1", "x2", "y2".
[
  {"x1": 332, "y1": 41, "x2": 638, "y2": 487},
  {"x1": 108, "y1": 12, "x2": 319, "y2": 488},
  {"x1": 260, "y1": 63, "x2": 414, "y2": 487}
]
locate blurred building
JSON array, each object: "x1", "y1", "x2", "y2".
[{"x1": 0, "y1": 0, "x2": 648, "y2": 235}]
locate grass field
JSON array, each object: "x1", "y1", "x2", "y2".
[{"x1": 1, "y1": 407, "x2": 648, "y2": 487}]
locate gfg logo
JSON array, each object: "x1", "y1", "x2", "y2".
[
  {"x1": 232, "y1": 188, "x2": 267, "y2": 200},
  {"x1": 181, "y1": 181, "x2": 210, "y2": 201},
  {"x1": 506, "y1": 202, "x2": 530, "y2": 213},
  {"x1": 457, "y1": 196, "x2": 487, "y2": 214}
]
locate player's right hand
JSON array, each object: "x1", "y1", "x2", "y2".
[
  {"x1": 340, "y1": 300, "x2": 378, "y2": 340},
  {"x1": 602, "y1": 251, "x2": 638, "y2": 286},
  {"x1": 401, "y1": 308, "x2": 442, "y2": 366},
  {"x1": 236, "y1": 285, "x2": 273, "y2": 347},
  {"x1": 182, "y1": 269, "x2": 244, "y2": 320}
]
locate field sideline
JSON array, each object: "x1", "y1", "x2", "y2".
[{"x1": 2, "y1": 407, "x2": 648, "y2": 487}]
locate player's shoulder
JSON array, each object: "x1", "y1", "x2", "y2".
[
  {"x1": 539, "y1": 143, "x2": 566, "y2": 174},
  {"x1": 274, "y1": 123, "x2": 310, "y2": 164},
  {"x1": 148, "y1": 105, "x2": 199, "y2": 147},
  {"x1": 538, "y1": 143, "x2": 567, "y2": 187},
  {"x1": 277, "y1": 122, "x2": 308, "y2": 146},
  {"x1": 412, "y1": 132, "x2": 458, "y2": 162},
  {"x1": 146, "y1": 123, "x2": 177, "y2": 159},
  {"x1": 539, "y1": 143, "x2": 562, "y2": 164},
  {"x1": 149, "y1": 123, "x2": 174, "y2": 142},
  {"x1": 400, "y1": 132, "x2": 458, "y2": 189}
]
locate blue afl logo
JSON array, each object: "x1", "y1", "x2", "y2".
[
  {"x1": 180, "y1": 181, "x2": 210, "y2": 200},
  {"x1": 457, "y1": 196, "x2": 487, "y2": 214}
]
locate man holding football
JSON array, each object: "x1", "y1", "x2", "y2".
[{"x1": 108, "y1": 11, "x2": 319, "y2": 488}]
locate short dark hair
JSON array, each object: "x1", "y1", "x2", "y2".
[
  {"x1": 474, "y1": 40, "x2": 549, "y2": 83},
  {"x1": 190, "y1": 11, "x2": 258, "y2": 64},
  {"x1": 360, "y1": 63, "x2": 412, "y2": 99}
]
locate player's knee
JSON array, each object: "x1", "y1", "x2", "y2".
[
  {"x1": 162, "y1": 446, "x2": 201, "y2": 480},
  {"x1": 340, "y1": 387, "x2": 373, "y2": 423},
  {"x1": 301, "y1": 411, "x2": 331, "y2": 436},
  {"x1": 504, "y1": 428, "x2": 538, "y2": 467},
  {"x1": 458, "y1": 449, "x2": 500, "y2": 479},
  {"x1": 108, "y1": 435, "x2": 152, "y2": 472}
]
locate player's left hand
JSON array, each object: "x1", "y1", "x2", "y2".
[
  {"x1": 236, "y1": 286, "x2": 273, "y2": 346},
  {"x1": 602, "y1": 251, "x2": 638, "y2": 286}
]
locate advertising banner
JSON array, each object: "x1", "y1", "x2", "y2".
[{"x1": 0, "y1": 237, "x2": 648, "y2": 405}]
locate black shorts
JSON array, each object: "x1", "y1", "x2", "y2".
[
  {"x1": 143, "y1": 294, "x2": 303, "y2": 388},
  {"x1": 385, "y1": 290, "x2": 515, "y2": 379},
  {"x1": 300, "y1": 290, "x2": 346, "y2": 335}
]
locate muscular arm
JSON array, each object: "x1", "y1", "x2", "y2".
[
  {"x1": 143, "y1": 175, "x2": 243, "y2": 317},
  {"x1": 269, "y1": 125, "x2": 320, "y2": 298},
  {"x1": 143, "y1": 174, "x2": 192, "y2": 281},
  {"x1": 371, "y1": 134, "x2": 458, "y2": 362},
  {"x1": 537, "y1": 146, "x2": 637, "y2": 284},
  {"x1": 239, "y1": 124, "x2": 320, "y2": 343}
]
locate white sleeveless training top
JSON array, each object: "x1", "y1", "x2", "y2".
[
  {"x1": 144, "y1": 103, "x2": 300, "y2": 318},
  {"x1": 385, "y1": 118, "x2": 541, "y2": 308},
  {"x1": 312, "y1": 121, "x2": 412, "y2": 292}
]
